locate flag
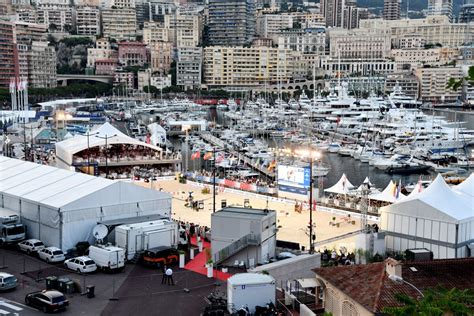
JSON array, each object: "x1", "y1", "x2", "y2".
[
  {"x1": 312, "y1": 199, "x2": 317, "y2": 211},
  {"x1": 418, "y1": 176, "x2": 423, "y2": 193},
  {"x1": 336, "y1": 116, "x2": 341, "y2": 125},
  {"x1": 16, "y1": 78, "x2": 22, "y2": 91},
  {"x1": 395, "y1": 180, "x2": 401, "y2": 199},
  {"x1": 216, "y1": 152, "x2": 224, "y2": 163},
  {"x1": 145, "y1": 133, "x2": 151, "y2": 144},
  {"x1": 9, "y1": 79, "x2": 14, "y2": 94},
  {"x1": 191, "y1": 151, "x2": 200, "y2": 160},
  {"x1": 203, "y1": 152, "x2": 213, "y2": 160},
  {"x1": 267, "y1": 160, "x2": 277, "y2": 171}
]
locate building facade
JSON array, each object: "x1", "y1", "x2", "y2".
[
  {"x1": 208, "y1": 0, "x2": 256, "y2": 46},
  {"x1": 203, "y1": 46, "x2": 305, "y2": 90},
  {"x1": 118, "y1": 41, "x2": 148, "y2": 67},
  {"x1": 101, "y1": 8, "x2": 137, "y2": 40},
  {"x1": 428, "y1": 0, "x2": 453, "y2": 21},
  {"x1": 87, "y1": 38, "x2": 117, "y2": 68},
  {"x1": 149, "y1": 41, "x2": 172, "y2": 75},
  {"x1": 176, "y1": 47, "x2": 202, "y2": 90},
  {"x1": 75, "y1": 6, "x2": 101, "y2": 35},
  {"x1": 415, "y1": 66, "x2": 463, "y2": 103},
  {"x1": 277, "y1": 28, "x2": 326, "y2": 55},
  {"x1": 143, "y1": 21, "x2": 170, "y2": 45},
  {"x1": 383, "y1": 0, "x2": 400, "y2": 20},
  {"x1": 164, "y1": 14, "x2": 202, "y2": 48},
  {"x1": 0, "y1": 20, "x2": 18, "y2": 88},
  {"x1": 256, "y1": 13, "x2": 293, "y2": 40},
  {"x1": 28, "y1": 41, "x2": 56, "y2": 88}
]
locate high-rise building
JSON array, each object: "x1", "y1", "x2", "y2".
[
  {"x1": 176, "y1": 47, "x2": 202, "y2": 90},
  {"x1": 0, "y1": 20, "x2": 18, "y2": 89},
  {"x1": 27, "y1": 41, "x2": 56, "y2": 88},
  {"x1": 208, "y1": 0, "x2": 255, "y2": 46},
  {"x1": 75, "y1": 6, "x2": 101, "y2": 35},
  {"x1": 321, "y1": 0, "x2": 359, "y2": 29},
  {"x1": 459, "y1": 0, "x2": 474, "y2": 23},
  {"x1": 427, "y1": 0, "x2": 453, "y2": 21},
  {"x1": 164, "y1": 14, "x2": 202, "y2": 48},
  {"x1": 383, "y1": 0, "x2": 400, "y2": 20},
  {"x1": 101, "y1": 8, "x2": 137, "y2": 40}
]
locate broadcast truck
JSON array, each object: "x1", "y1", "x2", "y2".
[
  {"x1": 115, "y1": 219, "x2": 186, "y2": 261},
  {"x1": 0, "y1": 208, "x2": 26, "y2": 246}
]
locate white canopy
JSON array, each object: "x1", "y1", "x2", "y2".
[
  {"x1": 369, "y1": 180, "x2": 405, "y2": 203},
  {"x1": 325, "y1": 173, "x2": 355, "y2": 194},
  {"x1": 55, "y1": 122, "x2": 163, "y2": 167},
  {"x1": 401, "y1": 174, "x2": 473, "y2": 221},
  {"x1": 455, "y1": 174, "x2": 473, "y2": 197}
]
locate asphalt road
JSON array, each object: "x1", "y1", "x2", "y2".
[{"x1": 0, "y1": 298, "x2": 42, "y2": 315}]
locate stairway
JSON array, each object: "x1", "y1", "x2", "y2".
[{"x1": 213, "y1": 234, "x2": 260, "y2": 265}]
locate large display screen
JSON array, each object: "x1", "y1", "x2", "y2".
[{"x1": 277, "y1": 165, "x2": 310, "y2": 188}]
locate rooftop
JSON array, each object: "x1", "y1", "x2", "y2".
[
  {"x1": 213, "y1": 207, "x2": 275, "y2": 219},
  {"x1": 313, "y1": 258, "x2": 474, "y2": 313}
]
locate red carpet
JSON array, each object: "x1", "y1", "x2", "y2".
[{"x1": 184, "y1": 236, "x2": 232, "y2": 281}]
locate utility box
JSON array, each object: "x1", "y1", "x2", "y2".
[
  {"x1": 227, "y1": 273, "x2": 276, "y2": 314},
  {"x1": 406, "y1": 248, "x2": 433, "y2": 262}
]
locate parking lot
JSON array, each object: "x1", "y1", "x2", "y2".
[{"x1": 0, "y1": 247, "x2": 224, "y2": 315}]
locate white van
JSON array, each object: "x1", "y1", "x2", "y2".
[{"x1": 87, "y1": 245, "x2": 125, "y2": 271}]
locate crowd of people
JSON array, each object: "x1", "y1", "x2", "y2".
[
  {"x1": 177, "y1": 220, "x2": 211, "y2": 247},
  {"x1": 73, "y1": 144, "x2": 162, "y2": 164}
]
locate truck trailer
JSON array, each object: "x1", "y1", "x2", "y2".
[{"x1": 115, "y1": 220, "x2": 180, "y2": 261}]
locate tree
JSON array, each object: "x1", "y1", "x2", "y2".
[
  {"x1": 447, "y1": 65, "x2": 474, "y2": 92},
  {"x1": 383, "y1": 287, "x2": 474, "y2": 316}
]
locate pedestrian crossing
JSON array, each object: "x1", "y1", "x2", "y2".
[{"x1": 0, "y1": 300, "x2": 23, "y2": 315}]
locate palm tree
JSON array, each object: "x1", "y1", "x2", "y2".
[{"x1": 384, "y1": 287, "x2": 474, "y2": 316}]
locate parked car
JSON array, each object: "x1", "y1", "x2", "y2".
[
  {"x1": 25, "y1": 290, "x2": 69, "y2": 313},
  {"x1": 0, "y1": 272, "x2": 17, "y2": 291},
  {"x1": 38, "y1": 247, "x2": 66, "y2": 263},
  {"x1": 18, "y1": 239, "x2": 45, "y2": 254},
  {"x1": 142, "y1": 246, "x2": 179, "y2": 268},
  {"x1": 64, "y1": 256, "x2": 97, "y2": 273}
]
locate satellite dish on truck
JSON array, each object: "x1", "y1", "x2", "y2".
[{"x1": 92, "y1": 224, "x2": 109, "y2": 244}]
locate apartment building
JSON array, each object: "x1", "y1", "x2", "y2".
[
  {"x1": 114, "y1": 71, "x2": 134, "y2": 89},
  {"x1": 87, "y1": 38, "x2": 117, "y2": 68},
  {"x1": 203, "y1": 46, "x2": 305, "y2": 89},
  {"x1": 0, "y1": 20, "x2": 18, "y2": 88},
  {"x1": 277, "y1": 28, "x2": 326, "y2": 55},
  {"x1": 415, "y1": 66, "x2": 463, "y2": 103},
  {"x1": 360, "y1": 15, "x2": 473, "y2": 49},
  {"x1": 149, "y1": 41, "x2": 173, "y2": 75},
  {"x1": 164, "y1": 14, "x2": 202, "y2": 47},
  {"x1": 385, "y1": 73, "x2": 420, "y2": 99},
  {"x1": 208, "y1": 0, "x2": 256, "y2": 46},
  {"x1": 391, "y1": 47, "x2": 459, "y2": 70},
  {"x1": 256, "y1": 14, "x2": 293, "y2": 40},
  {"x1": 176, "y1": 47, "x2": 202, "y2": 90},
  {"x1": 75, "y1": 6, "x2": 101, "y2": 35},
  {"x1": 143, "y1": 22, "x2": 170, "y2": 45},
  {"x1": 14, "y1": 21, "x2": 47, "y2": 46},
  {"x1": 28, "y1": 41, "x2": 56, "y2": 88},
  {"x1": 428, "y1": 0, "x2": 453, "y2": 21},
  {"x1": 36, "y1": 4, "x2": 74, "y2": 32},
  {"x1": 101, "y1": 8, "x2": 137, "y2": 40},
  {"x1": 383, "y1": 0, "x2": 400, "y2": 20}
]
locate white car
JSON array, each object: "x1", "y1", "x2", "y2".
[
  {"x1": 38, "y1": 247, "x2": 66, "y2": 263},
  {"x1": 0, "y1": 272, "x2": 17, "y2": 291},
  {"x1": 64, "y1": 256, "x2": 97, "y2": 273},
  {"x1": 18, "y1": 239, "x2": 45, "y2": 254}
]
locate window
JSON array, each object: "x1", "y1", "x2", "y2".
[{"x1": 342, "y1": 300, "x2": 359, "y2": 316}]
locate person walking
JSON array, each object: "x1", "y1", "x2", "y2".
[
  {"x1": 165, "y1": 267, "x2": 174, "y2": 285},
  {"x1": 161, "y1": 265, "x2": 168, "y2": 284}
]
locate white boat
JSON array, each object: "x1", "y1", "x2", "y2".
[{"x1": 327, "y1": 142, "x2": 342, "y2": 153}]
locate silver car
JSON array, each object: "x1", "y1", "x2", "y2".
[{"x1": 0, "y1": 272, "x2": 17, "y2": 291}]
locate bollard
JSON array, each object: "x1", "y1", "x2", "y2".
[
  {"x1": 109, "y1": 277, "x2": 119, "y2": 301},
  {"x1": 190, "y1": 248, "x2": 195, "y2": 260},
  {"x1": 198, "y1": 241, "x2": 203, "y2": 252}
]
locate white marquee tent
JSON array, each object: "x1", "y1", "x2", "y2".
[
  {"x1": 380, "y1": 175, "x2": 474, "y2": 259},
  {"x1": 147, "y1": 123, "x2": 167, "y2": 146},
  {"x1": 325, "y1": 174, "x2": 355, "y2": 195},
  {"x1": 0, "y1": 157, "x2": 171, "y2": 250},
  {"x1": 455, "y1": 173, "x2": 474, "y2": 197},
  {"x1": 369, "y1": 180, "x2": 406, "y2": 203},
  {"x1": 55, "y1": 122, "x2": 163, "y2": 169}
]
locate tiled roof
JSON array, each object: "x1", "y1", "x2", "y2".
[{"x1": 313, "y1": 258, "x2": 474, "y2": 313}]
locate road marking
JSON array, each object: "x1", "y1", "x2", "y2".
[
  {"x1": 0, "y1": 309, "x2": 9, "y2": 315},
  {"x1": 0, "y1": 302, "x2": 22, "y2": 311}
]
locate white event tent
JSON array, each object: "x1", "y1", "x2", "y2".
[
  {"x1": 369, "y1": 180, "x2": 405, "y2": 203},
  {"x1": 0, "y1": 157, "x2": 171, "y2": 250},
  {"x1": 380, "y1": 174, "x2": 474, "y2": 259},
  {"x1": 147, "y1": 123, "x2": 167, "y2": 146},
  {"x1": 325, "y1": 173, "x2": 355, "y2": 195},
  {"x1": 55, "y1": 122, "x2": 163, "y2": 169}
]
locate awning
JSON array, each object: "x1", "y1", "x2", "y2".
[{"x1": 296, "y1": 278, "x2": 320, "y2": 288}]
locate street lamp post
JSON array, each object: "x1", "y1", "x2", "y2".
[
  {"x1": 95, "y1": 134, "x2": 117, "y2": 178},
  {"x1": 79, "y1": 132, "x2": 98, "y2": 175}
]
